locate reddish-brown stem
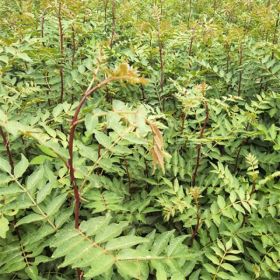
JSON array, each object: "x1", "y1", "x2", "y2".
[
  {"x1": 191, "y1": 101, "x2": 209, "y2": 186},
  {"x1": 45, "y1": 72, "x2": 52, "y2": 106},
  {"x1": 259, "y1": 77, "x2": 263, "y2": 94},
  {"x1": 190, "y1": 201, "x2": 200, "y2": 245},
  {"x1": 0, "y1": 127, "x2": 14, "y2": 175},
  {"x1": 237, "y1": 43, "x2": 243, "y2": 96},
  {"x1": 58, "y1": 1, "x2": 64, "y2": 57},
  {"x1": 68, "y1": 73, "x2": 141, "y2": 279},
  {"x1": 41, "y1": 11, "x2": 45, "y2": 46},
  {"x1": 98, "y1": 144, "x2": 102, "y2": 158},
  {"x1": 59, "y1": 68, "x2": 64, "y2": 103},
  {"x1": 140, "y1": 84, "x2": 146, "y2": 101},
  {"x1": 58, "y1": 0, "x2": 64, "y2": 103},
  {"x1": 272, "y1": 12, "x2": 280, "y2": 59},
  {"x1": 68, "y1": 78, "x2": 113, "y2": 280},
  {"x1": 188, "y1": 34, "x2": 194, "y2": 56},
  {"x1": 68, "y1": 79, "x2": 112, "y2": 227},
  {"x1": 159, "y1": 40, "x2": 164, "y2": 96},
  {"x1": 180, "y1": 112, "x2": 186, "y2": 133}
]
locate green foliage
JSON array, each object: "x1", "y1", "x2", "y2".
[{"x1": 1, "y1": 0, "x2": 280, "y2": 279}]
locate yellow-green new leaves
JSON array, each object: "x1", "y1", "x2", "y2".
[
  {"x1": 0, "y1": 216, "x2": 9, "y2": 238},
  {"x1": 246, "y1": 153, "x2": 259, "y2": 180},
  {"x1": 109, "y1": 63, "x2": 148, "y2": 85}
]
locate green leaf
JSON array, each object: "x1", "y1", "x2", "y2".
[
  {"x1": 77, "y1": 143, "x2": 98, "y2": 162},
  {"x1": 106, "y1": 236, "x2": 147, "y2": 250},
  {"x1": 0, "y1": 216, "x2": 9, "y2": 238},
  {"x1": 38, "y1": 144, "x2": 58, "y2": 158},
  {"x1": 152, "y1": 261, "x2": 167, "y2": 280},
  {"x1": 221, "y1": 262, "x2": 237, "y2": 273},
  {"x1": 84, "y1": 254, "x2": 114, "y2": 277},
  {"x1": 217, "y1": 195, "x2": 226, "y2": 209},
  {"x1": 151, "y1": 231, "x2": 174, "y2": 255},
  {"x1": 189, "y1": 269, "x2": 201, "y2": 280},
  {"x1": 15, "y1": 213, "x2": 44, "y2": 227},
  {"x1": 85, "y1": 115, "x2": 99, "y2": 134},
  {"x1": 95, "y1": 131, "x2": 112, "y2": 149},
  {"x1": 0, "y1": 158, "x2": 11, "y2": 173},
  {"x1": 185, "y1": 261, "x2": 196, "y2": 276},
  {"x1": 37, "y1": 181, "x2": 56, "y2": 204},
  {"x1": 217, "y1": 271, "x2": 232, "y2": 279},
  {"x1": 16, "y1": 52, "x2": 33, "y2": 62},
  {"x1": 25, "y1": 266, "x2": 39, "y2": 280},
  {"x1": 0, "y1": 55, "x2": 9, "y2": 64},
  {"x1": 46, "y1": 194, "x2": 67, "y2": 216},
  {"x1": 225, "y1": 239, "x2": 232, "y2": 250},
  {"x1": 203, "y1": 263, "x2": 216, "y2": 274},
  {"x1": 30, "y1": 155, "x2": 52, "y2": 165},
  {"x1": 14, "y1": 154, "x2": 29, "y2": 178},
  {"x1": 117, "y1": 259, "x2": 149, "y2": 279},
  {"x1": 232, "y1": 203, "x2": 245, "y2": 214},
  {"x1": 0, "y1": 184, "x2": 23, "y2": 195},
  {"x1": 205, "y1": 253, "x2": 220, "y2": 265},
  {"x1": 224, "y1": 255, "x2": 241, "y2": 261},
  {"x1": 95, "y1": 222, "x2": 128, "y2": 243},
  {"x1": 80, "y1": 215, "x2": 111, "y2": 236},
  {"x1": 26, "y1": 167, "x2": 44, "y2": 191}
]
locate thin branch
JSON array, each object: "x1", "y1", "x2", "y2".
[
  {"x1": 190, "y1": 201, "x2": 200, "y2": 245},
  {"x1": 68, "y1": 77, "x2": 115, "y2": 280},
  {"x1": 68, "y1": 74, "x2": 136, "y2": 228},
  {"x1": 237, "y1": 42, "x2": 243, "y2": 96},
  {"x1": 57, "y1": 0, "x2": 65, "y2": 103},
  {"x1": 109, "y1": 0, "x2": 116, "y2": 48},
  {"x1": 191, "y1": 101, "x2": 209, "y2": 186},
  {"x1": 68, "y1": 78, "x2": 113, "y2": 229},
  {"x1": 0, "y1": 127, "x2": 14, "y2": 175}
]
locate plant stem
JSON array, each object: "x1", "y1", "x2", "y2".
[
  {"x1": 188, "y1": 0, "x2": 192, "y2": 27},
  {"x1": 156, "y1": 3, "x2": 165, "y2": 109},
  {"x1": 68, "y1": 77, "x2": 114, "y2": 280},
  {"x1": 68, "y1": 78, "x2": 112, "y2": 228},
  {"x1": 68, "y1": 72, "x2": 136, "y2": 221},
  {"x1": 0, "y1": 127, "x2": 14, "y2": 175},
  {"x1": 213, "y1": 251, "x2": 227, "y2": 280},
  {"x1": 191, "y1": 100, "x2": 209, "y2": 186},
  {"x1": 110, "y1": 0, "x2": 116, "y2": 48},
  {"x1": 237, "y1": 42, "x2": 243, "y2": 96},
  {"x1": 104, "y1": 0, "x2": 109, "y2": 32},
  {"x1": 41, "y1": 10, "x2": 46, "y2": 46},
  {"x1": 58, "y1": 0, "x2": 64, "y2": 103},
  {"x1": 190, "y1": 200, "x2": 200, "y2": 245}
]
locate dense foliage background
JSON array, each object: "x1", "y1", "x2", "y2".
[{"x1": 0, "y1": 0, "x2": 280, "y2": 279}]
